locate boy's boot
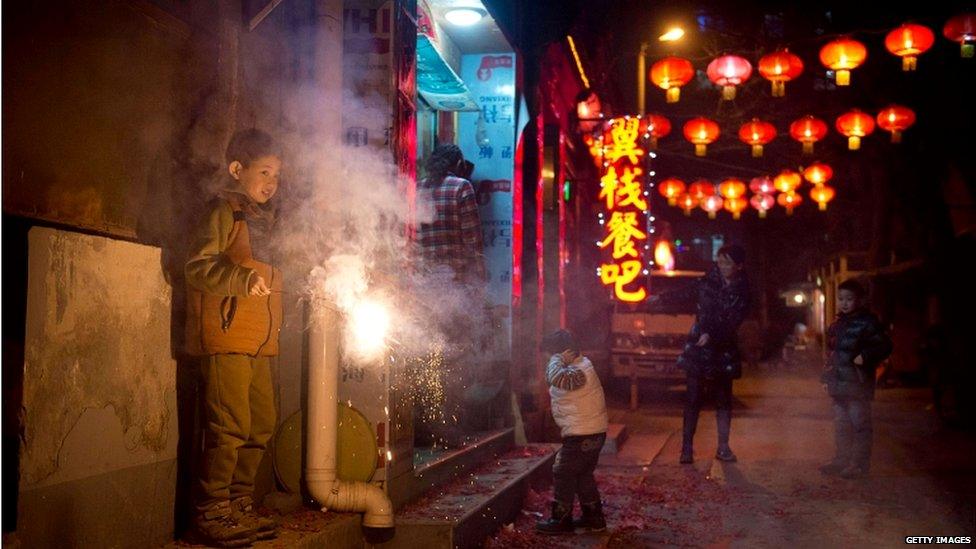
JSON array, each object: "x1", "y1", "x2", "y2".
[
  {"x1": 715, "y1": 410, "x2": 738, "y2": 462},
  {"x1": 535, "y1": 501, "x2": 574, "y2": 534},
  {"x1": 574, "y1": 501, "x2": 607, "y2": 532},
  {"x1": 187, "y1": 501, "x2": 257, "y2": 548},
  {"x1": 680, "y1": 407, "x2": 698, "y2": 464},
  {"x1": 230, "y1": 496, "x2": 277, "y2": 540}
]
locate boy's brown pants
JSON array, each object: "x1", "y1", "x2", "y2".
[{"x1": 196, "y1": 354, "x2": 276, "y2": 514}]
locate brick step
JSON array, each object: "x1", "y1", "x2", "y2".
[{"x1": 379, "y1": 443, "x2": 558, "y2": 549}]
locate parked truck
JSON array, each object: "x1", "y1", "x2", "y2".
[{"x1": 610, "y1": 270, "x2": 704, "y2": 409}]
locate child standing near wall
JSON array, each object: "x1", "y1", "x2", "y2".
[
  {"x1": 184, "y1": 129, "x2": 283, "y2": 547},
  {"x1": 535, "y1": 329, "x2": 609, "y2": 535},
  {"x1": 820, "y1": 279, "x2": 892, "y2": 479}
]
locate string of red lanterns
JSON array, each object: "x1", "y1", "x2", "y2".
[
  {"x1": 658, "y1": 159, "x2": 841, "y2": 219},
  {"x1": 647, "y1": 14, "x2": 970, "y2": 101},
  {"x1": 600, "y1": 109, "x2": 917, "y2": 154}
]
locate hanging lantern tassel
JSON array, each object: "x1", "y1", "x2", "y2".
[
  {"x1": 667, "y1": 87, "x2": 680, "y2": 103},
  {"x1": 836, "y1": 69, "x2": 851, "y2": 86},
  {"x1": 772, "y1": 81, "x2": 785, "y2": 97},
  {"x1": 848, "y1": 135, "x2": 861, "y2": 150},
  {"x1": 695, "y1": 143, "x2": 707, "y2": 156},
  {"x1": 722, "y1": 85, "x2": 736, "y2": 100}
]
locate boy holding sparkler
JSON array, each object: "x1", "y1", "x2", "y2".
[
  {"x1": 536, "y1": 329, "x2": 609, "y2": 535},
  {"x1": 184, "y1": 128, "x2": 283, "y2": 546}
]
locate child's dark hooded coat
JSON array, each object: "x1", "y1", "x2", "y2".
[{"x1": 822, "y1": 309, "x2": 892, "y2": 399}]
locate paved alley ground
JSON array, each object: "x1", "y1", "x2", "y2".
[{"x1": 488, "y1": 351, "x2": 976, "y2": 548}]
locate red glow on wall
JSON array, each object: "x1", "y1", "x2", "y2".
[{"x1": 512, "y1": 131, "x2": 524, "y2": 309}]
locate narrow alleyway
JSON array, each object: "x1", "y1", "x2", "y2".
[{"x1": 489, "y1": 351, "x2": 976, "y2": 548}]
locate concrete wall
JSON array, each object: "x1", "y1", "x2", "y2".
[{"x1": 19, "y1": 227, "x2": 178, "y2": 548}]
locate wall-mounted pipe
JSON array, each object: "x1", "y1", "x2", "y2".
[{"x1": 306, "y1": 301, "x2": 395, "y2": 543}]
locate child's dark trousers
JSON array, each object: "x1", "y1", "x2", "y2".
[
  {"x1": 553, "y1": 432, "x2": 606, "y2": 506},
  {"x1": 831, "y1": 396, "x2": 872, "y2": 470}
]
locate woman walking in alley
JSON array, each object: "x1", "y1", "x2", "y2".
[{"x1": 649, "y1": 245, "x2": 751, "y2": 464}]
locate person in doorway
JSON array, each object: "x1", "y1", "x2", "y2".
[
  {"x1": 649, "y1": 244, "x2": 751, "y2": 464},
  {"x1": 535, "y1": 329, "x2": 609, "y2": 535},
  {"x1": 416, "y1": 143, "x2": 486, "y2": 287},
  {"x1": 820, "y1": 279, "x2": 892, "y2": 479},
  {"x1": 414, "y1": 144, "x2": 488, "y2": 448},
  {"x1": 184, "y1": 128, "x2": 283, "y2": 546}
]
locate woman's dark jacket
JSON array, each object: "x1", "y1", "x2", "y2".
[
  {"x1": 658, "y1": 266, "x2": 751, "y2": 379},
  {"x1": 822, "y1": 309, "x2": 892, "y2": 399}
]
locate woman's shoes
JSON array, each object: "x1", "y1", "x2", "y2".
[
  {"x1": 715, "y1": 446, "x2": 738, "y2": 462},
  {"x1": 838, "y1": 465, "x2": 867, "y2": 479}
]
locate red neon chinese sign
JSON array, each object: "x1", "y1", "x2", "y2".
[{"x1": 598, "y1": 118, "x2": 648, "y2": 302}]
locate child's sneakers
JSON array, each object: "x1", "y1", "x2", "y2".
[
  {"x1": 535, "y1": 501, "x2": 574, "y2": 535},
  {"x1": 573, "y1": 501, "x2": 607, "y2": 532}
]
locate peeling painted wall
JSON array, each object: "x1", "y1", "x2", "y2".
[{"x1": 19, "y1": 227, "x2": 177, "y2": 547}]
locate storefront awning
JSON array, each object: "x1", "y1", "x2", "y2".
[{"x1": 416, "y1": 34, "x2": 479, "y2": 111}]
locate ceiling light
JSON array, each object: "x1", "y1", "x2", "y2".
[{"x1": 445, "y1": 7, "x2": 485, "y2": 26}]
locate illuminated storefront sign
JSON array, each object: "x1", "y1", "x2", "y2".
[{"x1": 598, "y1": 118, "x2": 649, "y2": 302}]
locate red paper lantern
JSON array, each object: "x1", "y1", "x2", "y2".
[
  {"x1": 641, "y1": 113, "x2": 672, "y2": 149},
  {"x1": 774, "y1": 170, "x2": 802, "y2": 193},
  {"x1": 701, "y1": 195, "x2": 724, "y2": 219},
  {"x1": 658, "y1": 178, "x2": 686, "y2": 206},
  {"x1": 724, "y1": 196, "x2": 748, "y2": 220},
  {"x1": 676, "y1": 193, "x2": 699, "y2": 216},
  {"x1": 683, "y1": 117, "x2": 721, "y2": 157},
  {"x1": 777, "y1": 191, "x2": 803, "y2": 215},
  {"x1": 943, "y1": 13, "x2": 976, "y2": 58},
  {"x1": 749, "y1": 176, "x2": 775, "y2": 195},
  {"x1": 738, "y1": 119, "x2": 777, "y2": 157},
  {"x1": 688, "y1": 180, "x2": 716, "y2": 201},
  {"x1": 576, "y1": 90, "x2": 604, "y2": 133},
  {"x1": 706, "y1": 55, "x2": 753, "y2": 100},
  {"x1": 803, "y1": 163, "x2": 833, "y2": 186},
  {"x1": 876, "y1": 105, "x2": 916, "y2": 143},
  {"x1": 790, "y1": 115, "x2": 829, "y2": 154},
  {"x1": 836, "y1": 109, "x2": 876, "y2": 150},
  {"x1": 650, "y1": 57, "x2": 695, "y2": 103},
  {"x1": 810, "y1": 185, "x2": 836, "y2": 211},
  {"x1": 885, "y1": 24, "x2": 935, "y2": 71},
  {"x1": 718, "y1": 178, "x2": 747, "y2": 199},
  {"x1": 819, "y1": 37, "x2": 867, "y2": 86},
  {"x1": 758, "y1": 50, "x2": 804, "y2": 97},
  {"x1": 750, "y1": 193, "x2": 775, "y2": 218}
]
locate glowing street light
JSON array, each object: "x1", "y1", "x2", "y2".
[{"x1": 659, "y1": 27, "x2": 685, "y2": 42}]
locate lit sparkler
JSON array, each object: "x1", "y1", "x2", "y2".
[{"x1": 348, "y1": 298, "x2": 391, "y2": 360}]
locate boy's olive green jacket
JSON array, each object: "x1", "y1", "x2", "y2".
[{"x1": 185, "y1": 194, "x2": 282, "y2": 356}]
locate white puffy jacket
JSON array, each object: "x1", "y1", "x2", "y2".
[{"x1": 547, "y1": 354, "x2": 609, "y2": 438}]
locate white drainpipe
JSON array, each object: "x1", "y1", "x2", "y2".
[{"x1": 306, "y1": 301, "x2": 395, "y2": 543}]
